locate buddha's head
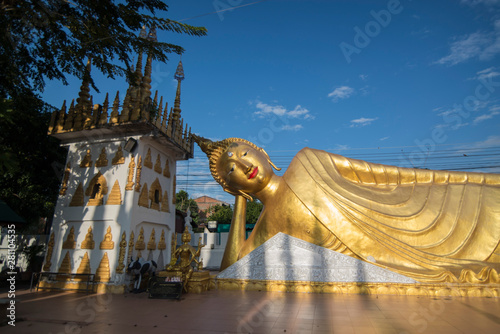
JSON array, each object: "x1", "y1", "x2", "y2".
[{"x1": 193, "y1": 135, "x2": 281, "y2": 201}]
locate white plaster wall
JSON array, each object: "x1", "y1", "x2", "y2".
[
  {"x1": 192, "y1": 229, "x2": 229, "y2": 269},
  {"x1": 47, "y1": 134, "x2": 183, "y2": 283}
]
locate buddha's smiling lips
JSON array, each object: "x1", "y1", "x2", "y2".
[{"x1": 248, "y1": 167, "x2": 258, "y2": 179}]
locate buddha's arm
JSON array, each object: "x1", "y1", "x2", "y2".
[{"x1": 220, "y1": 195, "x2": 247, "y2": 271}]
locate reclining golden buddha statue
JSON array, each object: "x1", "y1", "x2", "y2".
[{"x1": 193, "y1": 135, "x2": 500, "y2": 284}]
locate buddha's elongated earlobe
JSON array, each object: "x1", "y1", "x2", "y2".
[{"x1": 261, "y1": 148, "x2": 281, "y2": 171}]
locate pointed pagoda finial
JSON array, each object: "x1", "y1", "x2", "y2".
[
  {"x1": 139, "y1": 25, "x2": 148, "y2": 39},
  {"x1": 148, "y1": 26, "x2": 157, "y2": 42},
  {"x1": 172, "y1": 58, "x2": 184, "y2": 123}
]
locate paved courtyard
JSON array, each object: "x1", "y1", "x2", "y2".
[{"x1": 2, "y1": 285, "x2": 500, "y2": 334}]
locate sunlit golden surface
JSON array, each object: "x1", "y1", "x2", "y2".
[{"x1": 195, "y1": 136, "x2": 500, "y2": 284}]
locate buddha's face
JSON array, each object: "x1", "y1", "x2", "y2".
[
  {"x1": 216, "y1": 142, "x2": 274, "y2": 195},
  {"x1": 182, "y1": 232, "x2": 191, "y2": 243}
]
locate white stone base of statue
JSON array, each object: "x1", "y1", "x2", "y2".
[{"x1": 217, "y1": 232, "x2": 417, "y2": 284}]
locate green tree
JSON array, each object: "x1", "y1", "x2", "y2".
[
  {"x1": 0, "y1": 95, "x2": 67, "y2": 230},
  {"x1": 175, "y1": 190, "x2": 200, "y2": 224},
  {"x1": 246, "y1": 200, "x2": 263, "y2": 225},
  {"x1": 0, "y1": 0, "x2": 207, "y2": 99},
  {"x1": 207, "y1": 204, "x2": 233, "y2": 225}
]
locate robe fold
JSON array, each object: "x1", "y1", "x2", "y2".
[{"x1": 282, "y1": 148, "x2": 500, "y2": 283}]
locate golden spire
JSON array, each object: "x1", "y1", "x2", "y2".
[
  {"x1": 172, "y1": 59, "x2": 184, "y2": 123},
  {"x1": 74, "y1": 58, "x2": 92, "y2": 129}
]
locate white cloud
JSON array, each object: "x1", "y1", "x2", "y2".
[
  {"x1": 473, "y1": 110, "x2": 500, "y2": 124},
  {"x1": 470, "y1": 67, "x2": 500, "y2": 80},
  {"x1": 281, "y1": 124, "x2": 303, "y2": 131},
  {"x1": 349, "y1": 117, "x2": 378, "y2": 127},
  {"x1": 435, "y1": 20, "x2": 500, "y2": 66},
  {"x1": 359, "y1": 74, "x2": 368, "y2": 81},
  {"x1": 254, "y1": 101, "x2": 313, "y2": 119},
  {"x1": 380, "y1": 136, "x2": 389, "y2": 141},
  {"x1": 459, "y1": 135, "x2": 500, "y2": 149},
  {"x1": 328, "y1": 86, "x2": 354, "y2": 102}
]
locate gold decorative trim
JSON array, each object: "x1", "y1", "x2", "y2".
[
  {"x1": 138, "y1": 183, "x2": 149, "y2": 207},
  {"x1": 62, "y1": 226, "x2": 76, "y2": 249},
  {"x1": 43, "y1": 233, "x2": 55, "y2": 271},
  {"x1": 58, "y1": 251, "x2": 72, "y2": 274},
  {"x1": 135, "y1": 227, "x2": 145, "y2": 250},
  {"x1": 135, "y1": 156, "x2": 142, "y2": 192},
  {"x1": 95, "y1": 252, "x2": 110, "y2": 282},
  {"x1": 161, "y1": 191, "x2": 170, "y2": 212},
  {"x1": 112, "y1": 146, "x2": 125, "y2": 165},
  {"x1": 60, "y1": 162, "x2": 71, "y2": 195},
  {"x1": 95, "y1": 148, "x2": 108, "y2": 167},
  {"x1": 81, "y1": 227, "x2": 95, "y2": 249},
  {"x1": 215, "y1": 278, "x2": 500, "y2": 298},
  {"x1": 100, "y1": 226, "x2": 115, "y2": 250},
  {"x1": 69, "y1": 183, "x2": 84, "y2": 206},
  {"x1": 126, "y1": 156, "x2": 135, "y2": 190},
  {"x1": 116, "y1": 232, "x2": 127, "y2": 273},
  {"x1": 127, "y1": 231, "x2": 134, "y2": 261},
  {"x1": 85, "y1": 172, "x2": 108, "y2": 206},
  {"x1": 79, "y1": 149, "x2": 92, "y2": 168},
  {"x1": 149, "y1": 178, "x2": 162, "y2": 211},
  {"x1": 106, "y1": 180, "x2": 122, "y2": 205},
  {"x1": 76, "y1": 252, "x2": 91, "y2": 275},
  {"x1": 163, "y1": 159, "x2": 171, "y2": 178},
  {"x1": 144, "y1": 148, "x2": 152, "y2": 168},
  {"x1": 154, "y1": 154, "x2": 162, "y2": 174},
  {"x1": 158, "y1": 230, "x2": 166, "y2": 250},
  {"x1": 147, "y1": 229, "x2": 156, "y2": 250}
]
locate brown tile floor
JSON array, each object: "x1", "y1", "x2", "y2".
[{"x1": 2, "y1": 286, "x2": 500, "y2": 334}]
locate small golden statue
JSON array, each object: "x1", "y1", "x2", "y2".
[
  {"x1": 193, "y1": 135, "x2": 500, "y2": 284},
  {"x1": 166, "y1": 227, "x2": 204, "y2": 290}
]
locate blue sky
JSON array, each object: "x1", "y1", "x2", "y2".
[{"x1": 43, "y1": 0, "x2": 500, "y2": 203}]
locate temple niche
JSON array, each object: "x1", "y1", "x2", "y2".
[{"x1": 43, "y1": 26, "x2": 194, "y2": 294}]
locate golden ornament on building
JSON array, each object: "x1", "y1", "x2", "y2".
[
  {"x1": 100, "y1": 226, "x2": 115, "y2": 250},
  {"x1": 135, "y1": 156, "x2": 142, "y2": 192},
  {"x1": 76, "y1": 252, "x2": 91, "y2": 275},
  {"x1": 81, "y1": 227, "x2": 95, "y2": 249},
  {"x1": 126, "y1": 156, "x2": 135, "y2": 190},
  {"x1": 79, "y1": 149, "x2": 92, "y2": 168},
  {"x1": 144, "y1": 148, "x2": 152, "y2": 168},
  {"x1": 62, "y1": 226, "x2": 76, "y2": 249},
  {"x1": 135, "y1": 227, "x2": 145, "y2": 250},
  {"x1": 163, "y1": 159, "x2": 171, "y2": 178},
  {"x1": 69, "y1": 182, "x2": 84, "y2": 206},
  {"x1": 95, "y1": 252, "x2": 110, "y2": 282},
  {"x1": 161, "y1": 191, "x2": 170, "y2": 212},
  {"x1": 43, "y1": 233, "x2": 55, "y2": 271},
  {"x1": 147, "y1": 228, "x2": 156, "y2": 250},
  {"x1": 149, "y1": 178, "x2": 162, "y2": 211},
  {"x1": 194, "y1": 135, "x2": 500, "y2": 284},
  {"x1": 86, "y1": 172, "x2": 108, "y2": 206},
  {"x1": 128, "y1": 231, "x2": 134, "y2": 261},
  {"x1": 116, "y1": 232, "x2": 127, "y2": 273},
  {"x1": 112, "y1": 145, "x2": 125, "y2": 165},
  {"x1": 106, "y1": 180, "x2": 122, "y2": 205},
  {"x1": 60, "y1": 162, "x2": 71, "y2": 195},
  {"x1": 154, "y1": 154, "x2": 162, "y2": 174},
  {"x1": 158, "y1": 230, "x2": 166, "y2": 250},
  {"x1": 58, "y1": 251, "x2": 72, "y2": 274},
  {"x1": 138, "y1": 183, "x2": 149, "y2": 208},
  {"x1": 95, "y1": 147, "x2": 108, "y2": 167}
]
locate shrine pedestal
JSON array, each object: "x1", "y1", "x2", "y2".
[{"x1": 157, "y1": 270, "x2": 211, "y2": 294}]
